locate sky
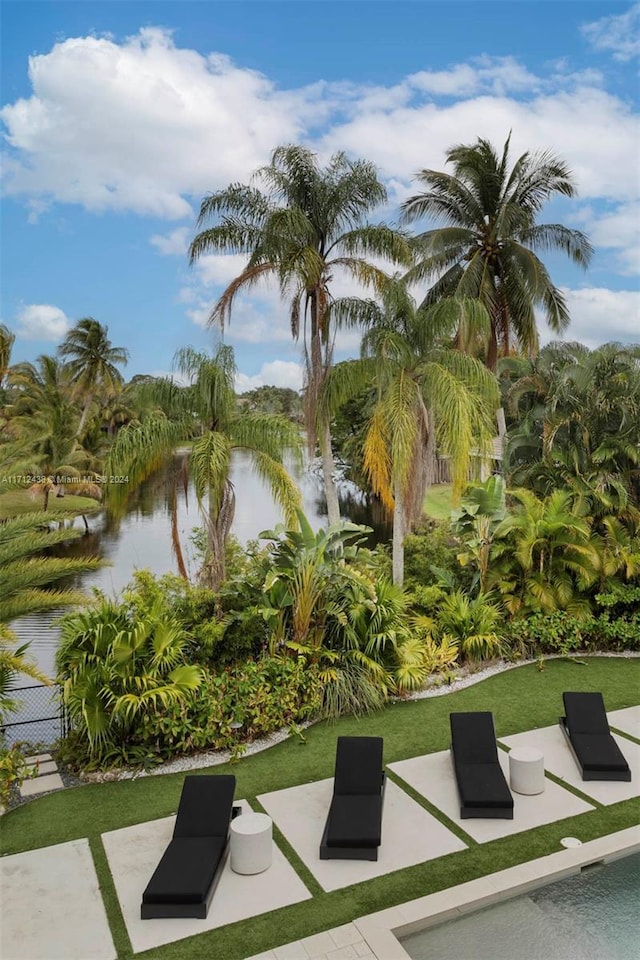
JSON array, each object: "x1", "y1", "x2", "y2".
[{"x1": 1, "y1": 1, "x2": 639, "y2": 392}]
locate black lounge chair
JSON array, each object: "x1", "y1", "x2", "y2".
[
  {"x1": 560, "y1": 692, "x2": 631, "y2": 782},
  {"x1": 320, "y1": 736, "x2": 385, "y2": 861},
  {"x1": 450, "y1": 712, "x2": 514, "y2": 819},
  {"x1": 141, "y1": 774, "x2": 240, "y2": 919}
]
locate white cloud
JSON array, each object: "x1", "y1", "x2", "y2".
[
  {"x1": 539, "y1": 287, "x2": 640, "y2": 349},
  {"x1": 149, "y1": 226, "x2": 190, "y2": 256},
  {"x1": 14, "y1": 303, "x2": 70, "y2": 341},
  {"x1": 583, "y1": 202, "x2": 640, "y2": 275},
  {"x1": 582, "y1": 4, "x2": 640, "y2": 62},
  {"x1": 1, "y1": 29, "x2": 637, "y2": 225},
  {"x1": 319, "y1": 87, "x2": 638, "y2": 203},
  {"x1": 235, "y1": 360, "x2": 303, "y2": 393},
  {"x1": 1, "y1": 27, "x2": 310, "y2": 218}
]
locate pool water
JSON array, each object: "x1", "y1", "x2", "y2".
[{"x1": 402, "y1": 852, "x2": 640, "y2": 960}]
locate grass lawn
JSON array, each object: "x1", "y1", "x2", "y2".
[
  {"x1": 423, "y1": 484, "x2": 453, "y2": 520},
  {"x1": 2, "y1": 657, "x2": 638, "y2": 960},
  {"x1": 0, "y1": 489, "x2": 102, "y2": 519}
]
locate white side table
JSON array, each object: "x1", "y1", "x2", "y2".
[
  {"x1": 509, "y1": 746, "x2": 545, "y2": 795},
  {"x1": 230, "y1": 812, "x2": 273, "y2": 874}
]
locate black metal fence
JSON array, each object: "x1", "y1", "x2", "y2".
[{"x1": 1, "y1": 683, "x2": 68, "y2": 748}]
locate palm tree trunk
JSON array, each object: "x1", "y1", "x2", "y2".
[
  {"x1": 320, "y1": 419, "x2": 340, "y2": 526},
  {"x1": 309, "y1": 291, "x2": 340, "y2": 527},
  {"x1": 76, "y1": 396, "x2": 92, "y2": 439},
  {"x1": 392, "y1": 475, "x2": 405, "y2": 586},
  {"x1": 201, "y1": 480, "x2": 236, "y2": 591}
]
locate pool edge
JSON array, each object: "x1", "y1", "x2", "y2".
[{"x1": 354, "y1": 825, "x2": 640, "y2": 960}]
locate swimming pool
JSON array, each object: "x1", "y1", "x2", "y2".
[{"x1": 401, "y1": 851, "x2": 640, "y2": 960}]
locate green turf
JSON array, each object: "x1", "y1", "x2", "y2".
[
  {"x1": 2, "y1": 657, "x2": 638, "y2": 960},
  {"x1": 423, "y1": 484, "x2": 453, "y2": 520},
  {"x1": 0, "y1": 489, "x2": 101, "y2": 518}
]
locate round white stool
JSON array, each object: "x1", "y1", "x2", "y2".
[
  {"x1": 509, "y1": 746, "x2": 545, "y2": 795},
  {"x1": 230, "y1": 812, "x2": 272, "y2": 874}
]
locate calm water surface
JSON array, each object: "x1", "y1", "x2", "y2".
[{"x1": 10, "y1": 451, "x2": 390, "y2": 677}]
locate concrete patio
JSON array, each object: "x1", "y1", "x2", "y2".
[
  {"x1": 101, "y1": 799, "x2": 311, "y2": 954},
  {"x1": 499, "y1": 724, "x2": 640, "y2": 805},
  {"x1": 387, "y1": 748, "x2": 594, "y2": 843},
  {"x1": 0, "y1": 839, "x2": 116, "y2": 960},
  {"x1": 608, "y1": 705, "x2": 640, "y2": 741},
  {"x1": 258, "y1": 776, "x2": 466, "y2": 893}
]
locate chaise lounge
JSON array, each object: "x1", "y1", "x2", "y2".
[
  {"x1": 450, "y1": 712, "x2": 514, "y2": 819},
  {"x1": 141, "y1": 774, "x2": 240, "y2": 919},
  {"x1": 560, "y1": 692, "x2": 631, "y2": 782},
  {"x1": 320, "y1": 736, "x2": 385, "y2": 861}
]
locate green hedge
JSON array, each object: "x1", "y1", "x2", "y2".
[
  {"x1": 138, "y1": 656, "x2": 322, "y2": 756},
  {"x1": 505, "y1": 611, "x2": 640, "y2": 656}
]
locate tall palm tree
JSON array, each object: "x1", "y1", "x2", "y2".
[
  {"x1": 401, "y1": 135, "x2": 593, "y2": 373},
  {"x1": 324, "y1": 284, "x2": 499, "y2": 584},
  {"x1": 59, "y1": 318, "x2": 129, "y2": 438},
  {"x1": 188, "y1": 144, "x2": 412, "y2": 525},
  {"x1": 106, "y1": 344, "x2": 301, "y2": 589}
]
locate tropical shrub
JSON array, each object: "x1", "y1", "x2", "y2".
[
  {"x1": 505, "y1": 610, "x2": 640, "y2": 657},
  {"x1": 57, "y1": 599, "x2": 203, "y2": 763},
  {"x1": 0, "y1": 745, "x2": 39, "y2": 807},
  {"x1": 436, "y1": 590, "x2": 505, "y2": 662},
  {"x1": 138, "y1": 656, "x2": 322, "y2": 756},
  {"x1": 485, "y1": 488, "x2": 602, "y2": 615},
  {"x1": 403, "y1": 520, "x2": 463, "y2": 590},
  {"x1": 255, "y1": 510, "x2": 434, "y2": 710}
]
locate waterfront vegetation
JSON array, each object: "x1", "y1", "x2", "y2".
[{"x1": 0, "y1": 137, "x2": 638, "y2": 788}]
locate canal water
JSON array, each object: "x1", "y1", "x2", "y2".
[{"x1": 5, "y1": 452, "x2": 390, "y2": 744}]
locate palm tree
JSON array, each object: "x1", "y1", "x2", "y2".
[
  {"x1": 0, "y1": 323, "x2": 15, "y2": 389},
  {"x1": 0, "y1": 512, "x2": 102, "y2": 623},
  {"x1": 507, "y1": 342, "x2": 640, "y2": 510},
  {"x1": 58, "y1": 318, "x2": 129, "y2": 438},
  {"x1": 188, "y1": 144, "x2": 412, "y2": 525},
  {"x1": 3, "y1": 356, "x2": 100, "y2": 510},
  {"x1": 324, "y1": 283, "x2": 499, "y2": 584},
  {"x1": 488, "y1": 488, "x2": 602, "y2": 616},
  {"x1": 401, "y1": 135, "x2": 593, "y2": 373},
  {"x1": 106, "y1": 344, "x2": 301, "y2": 589}
]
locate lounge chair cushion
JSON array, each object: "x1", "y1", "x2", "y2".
[
  {"x1": 142, "y1": 837, "x2": 226, "y2": 905},
  {"x1": 570, "y1": 733, "x2": 629, "y2": 772},
  {"x1": 325, "y1": 794, "x2": 383, "y2": 847},
  {"x1": 450, "y1": 713, "x2": 499, "y2": 764},
  {"x1": 173, "y1": 774, "x2": 236, "y2": 838},
  {"x1": 455, "y1": 762, "x2": 513, "y2": 809},
  {"x1": 333, "y1": 736, "x2": 384, "y2": 796},
  {"x1": 563, "y1": 693, "x2": 610, "y2": 735}
]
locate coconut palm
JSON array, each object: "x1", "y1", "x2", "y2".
[
  {"x1": 106, "y1": 344, "x2": 301, "y2": 589},
  {"x1": 324, "y1": 283, "x2": 499, "y2": 584},
  {"x1": 401, "y1": 136, "x2": 593, "y2": 372},
  {"x1": 3, "y1": 356, "x2": 101, "y2": 510},
  {"x1": 58, "y1": 318, "x2": 129, "y2": 438},
  {"x1": 189, "y1": 144, "x2": 412, "y2": 525}
]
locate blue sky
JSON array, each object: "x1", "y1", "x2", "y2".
[{"x1": 2, "y1": 1, "x2": 639, "y2": 391}]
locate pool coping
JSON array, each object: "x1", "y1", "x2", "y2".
[{"x1": 353, "y1": 825, "x2": 640, "y2": 959}]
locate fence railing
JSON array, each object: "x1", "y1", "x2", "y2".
[{"x1": 1, "y1": 683, "x2": 68, "y2": 748}]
